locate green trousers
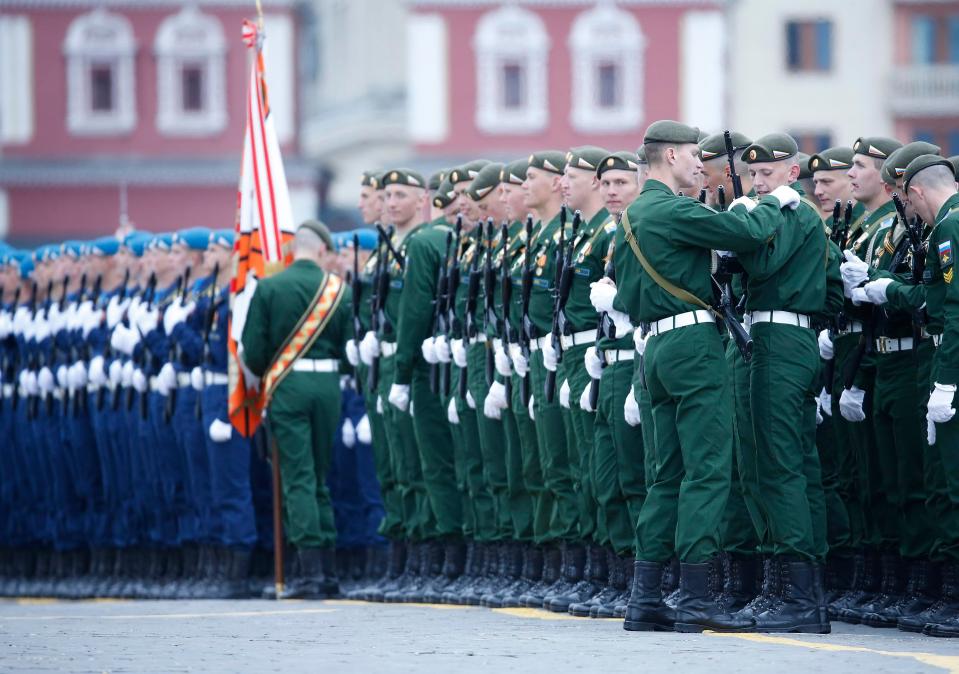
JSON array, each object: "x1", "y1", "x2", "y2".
[
  {"x1": 410, "y1": 359, "x2": 463, "y2": 539},
  {"x1": 559, "y1": 343, "x2": 597, "y2": 543},
  {"x1": 357, "y1": 363, "x2": 403, "y2": 540},
  {"x1": 926, "y1": 348, "x2": 959, "y2": 562},
  {"x1": 635, "y1": 323, "x2": 732, "y2": 563},
  {"x1": 748, "y1": 323, "x2": 824, "y2": 560},
  {"x1": 500, "y1": 400, "x2": 535, "y2": 541},
  {"x1": 510, "y1": 370, "x2": 550, "y2": 543},
  {"x1": 530, "y1": 349, "x2": 578, "y2": 541},
  {"x1": 815, "y1": 382, "x2": 853, "y2": 557},
  {"x1": 268, "y1": 371, "x2": 340, "y2": 549}
]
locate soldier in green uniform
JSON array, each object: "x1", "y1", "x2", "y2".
[
  {"x1": 607, "y1": 120, "x2": 795, "y2": 633},
  {"x1": 810, "y1": 147, "x2": 861, "y2": 219},
  {"x1": 241, "y1": 220, "x2": 351, "y2": 599}
]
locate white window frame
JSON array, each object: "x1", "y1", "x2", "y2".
[
  {"x1": 568, "y1": 4, "x2": 645, "y2": 134},
  {"x1": 63, "y1": 8, "x2": 136, "y2": 136},
  {"x1": 155, "y1": 5, "x2": 227, "y2": 137},
  {"x1": 473, "y1": 5, "x2": 549, "y2": 135}
]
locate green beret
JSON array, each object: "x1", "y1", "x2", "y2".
[
  {"x1": 904, "y1": 154, "x2": 956, "y2": 191},
  {"x1": 361, "y1": 171, "x2": 381, "y2": 189},
  {"x1": 500, "y1": 159, "x2": 528, "y2": 185},
  {"x1": 597, "y1": 152, "x2": 641, "y2": 179},
  {"x1": 428, "y1": 170, "x2": 447, "y2": 192},
  {"x1": 808, "y1": 147, "x2": 855, "y2": 173},
  {"x1": 644, "y1": 120, "x2": 700, "y2": 145},
  {"x1": 297, "y1": 219, "x2": 335, "y2": 250},
  {"x1": 797, "y1": 153, "x2": 813, "y2": 180},
  {"x1": 882, "y1": 141, "x2": 941, "y2": 185},
  {"x1": 467, "y1": 162, "x2": 505, "y2": 201},
  {"x1": 527, "y1": 151, "x2": 567, "y2": 175},
  {"x1": 636, "y1": 146, "x2": 647, "y2": 164},
  {"x1": 566, "y1": 146, "x2": 611, "y2": 172},
  {"x1": 381, "y1": 168, "x2": 425, "y2": 189},
  {"x1": 743, "y1": 133, "x2": 799, "y2": 164},
  {"x1": 432, "y1": 178, "x2": 456, "y2": 209},
  {"x1": 448, "y1": 160, "x2": 491, "y2": 185},
  {"x1": 853, "y1": 136, "x2": 902, "y2": 160},
  {"x1": 699, "y1": 132, "x2": 752, "y2": 161}
]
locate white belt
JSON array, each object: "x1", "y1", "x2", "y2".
[
  {"x1": 748, "y1": 310, "x2": 811, "y2": 329},
  {"x1": 933, "y1": 334, "x2": 943, "y2": 348},
  {"x1": 530, "y1": 336, "x2": 547, "y2": 352},
  {"x1": 292, "y1": 358, "x2": 339, "y2": 373},
  {"x1": 603, "y1": 349, "x2": 634, "y2": 363},
  {"x1": 51, "y1": 389, "x2": 64, "y2": 400},
  {"x1": 204, "y1": 372, "x2": 229, "y2": 386},
  {"x1": 2, "y1": 384, "x2": 12, "y2": 398},
  {"x1": 493, "y1": 338, "x2": 503, "y2": 351},
  {"x1": 874, "y1": 336, "x2": 916, "y2": 353},
  {"x1": 561, "y1": 330, "x2": 595, "y2": 350},
  {"x1": 472, "y1": 333, "x2": 488, "y2": 344},
  {"x1": 380, "y1": 341, "x2": 397, "y2": 357},
  {"x1": 86, "y1": 383, "x2": 99, "y2": 393},
  {"x1": 176, "y1": 372, "x2": 192, "y2": 387},
  {"x1": 646, "y1": 310, "x2": 715, "y2": 337},
  {"x1": 149, "y1": 376, "x2": 161, "y2": 392},
  {"x1": 840, "y1": 321, "x2": 864, "y2": 335}
]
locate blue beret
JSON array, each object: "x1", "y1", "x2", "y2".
[
  {"x1": 90, "y1": 236, "x2": 120, "y2": 257},
  {"x1": 14, "y1": 253, "x2": 34, "y2": 279},
  {"x1": 210, "y1": 229, "x2": 234, "y2": 249},
  {"x1": 123, "y1": 233, "x2": 151, "y2": 257},
  {"x1": 352, "y1": 228, "x2": 377, "y2": 251},
  {"x1": 148, "y1": 234, "x2": 174, "y2": 251},
  {"x1": 61, "y1": 240, "x2": 84, "y2": 258},
  {"x1": 33, "y1": 245, "x2": 60, "y2": 263},
  {"x1": 173, "y1": 227, "x2": 211, "y2": 251}
]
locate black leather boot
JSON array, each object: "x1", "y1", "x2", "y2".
[
  {"x1": 903, "y1": 561, "x2": 959, "y2": 635},
  {"x1": 368, "y1": 541, "x2": 413, "y2": 602},
  {"x1": 439, "y1": 540, "x2": 477, "y2": 604},
  {"x1": 865, "y1": 558, "x2": 937, "y2": 628},
  {"x1": 425, "y1": 539, "x2": 466, "y2": 603},
  {"x1": 823, "y1": 555, "x2": 854, "y2": 605},
  {"x1": 385, "y1": 542, "x2": 427, "y2": 603},
  {"x1": 925, "y1": 562, "x2": 959, "y2": 637},
  {"x1": 521, "y1": 544, "x2": 561, "y2": 608},
  {"x1": 280, "y1": 548, "x2": 338, "y2": 599},
  {"x1": 717, "y1": 553, "x2": 758, "y2": 613},
  {"x1": 753, "y1": 558, "x2": 828, "y2": 633},
  {"x1": 349, "y1": 540, "x2": 404, "y2": 600},
  {"x1": 674, "y1": 558, "x2": 755, "y2": 632},
  {"x1": 736, "y1": 556, "x2": 781, "y2": 621},
  {"x1": 455, "y1": 542, "x2": 494, "y2": 606},
  {"x1": 159, "y1": 547, "x2": 184, "y2": 599},
  {"x1": 481, "y1": 542, "x2": 523, "y2": 608},
  {"x1": 843, "y1": 552, "x2": 902, "y2": 624},
  {"x1": 837, "y1": 549, "x2": 880, "y2": 623},
  {"x1": 219, "y1": 549, "x2": 253, "y2": 599},
  {"x1": 395, "y1": 540, "x2": 443, "y2": 603},
  {"x1": 623, "y1": 560, "x2": 674, "y2": 631},
  {"x1": 500, "y1": 545, "x2": 543, "y2": 609},
  {"x1": 571, "y1": 549, "x2": 623, "y2": 618},
  {"x1": 548, "y1": 543, "x2": 605, "y2": 613},
  {"x1": 662, "y1": 556, "x2": 681, "y2": 608}
]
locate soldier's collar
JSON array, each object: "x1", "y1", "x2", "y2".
[{"x1": 936, "y1": 193, "x2": 959, "y2": 224}]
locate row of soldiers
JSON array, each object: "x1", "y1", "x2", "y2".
[
  {"x1": 293, "y1": 123, "x2": 959, "y2": 638},
  {"x1": 0, "y1": 229, "x2": 388, "y2": 600}
]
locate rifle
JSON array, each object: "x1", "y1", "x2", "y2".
[
  {"x1": 430, "y1": 231, "x2": 453, "y2": 394},
  {"x1": 350, "y1": 235, "x2": 364, "y2": 395},
  {"x1": 893, "y1": 193, "x2": 928, "y2": 342},
  {"x1": 717, "y1": 185, "x2": 727, "y2": 211},
  {"x1": 482, "y1": 219, "x2": 498, "y2": 387},
  {"x1": 545, "y1": 208, "x2": 580, "y2": 403},
  {"x1": 588, "y1": 236, "x2": 616, "y2": 410},
  {"x1": 722, "y1": 130, "x2": 751, "y2": 315},
  {"x1": 519, "y1": 215, "x2": 535, "y2": 405},
  {"x1": 126, "y1": 272, "x2": 157, "y2": 413},
  {"x1": 443, "y1": 217, "x2": 463, "y2": 397},
  {"x1": 67, "y1": 273, "x2": 89, "y2": 417},
  {"x1": 698, "y1": 189, "x2": 707, "y2": 203},
  {"x1": 499, "y1": 222, "x2": 513, "y2": 400},
  {"x1": 367, "y1": 226, "x2": 385, "y2": 392},
  {"x1": 460, "y1": 223, "x2": 485, "y2": 399},
  {"x1": 162, "y1": 268, "x2": 190, "y2": 423},
  {"x1": 75, "y1": 274, "x2": 103, "y2": 416},
  {"x1": 46, "y1": 276, "x2": 70, "y2": 416},
  {"x1": 0, "y1": 285, "x2": 20, "y2": 413},
  {"x1": 101, "y1": 268, "x2": 130, "y2": 411},
  {"x1": 368, "y1": 224, "x2": 396, "y2": 392},
  {"x1": 26, "y1": 280, "x2": 47, "y2": 420},
  {"x1": 194, "y1": 263, "x2": 221, "y2": 420},
  {"x1": 375, "y1": 223, "x2": 406, "y2": 270}
]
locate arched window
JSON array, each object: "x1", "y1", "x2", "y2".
[
  {"x1": 568, "y1": 4, "x2": 645, "y2": 133},
  {"x1": 473, "y1": 6, "x2": 549, "y2": 135},
  {"x1": 63, "y1": 8, "x2": 136, "y2": 135},
  {"x1": 155, "y1": 5, "x2": 226, "y2": 136}
]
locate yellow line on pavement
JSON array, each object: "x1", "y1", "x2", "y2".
[
  {"x1": 492, "y1": 607, "x2": 584, "y2": 621},
  {"x1": 0, "y1": 608, "x2": 337, "y2": 621},
  {"x1": 709, "y1": 632, "x2": 959, "y2": 674}
]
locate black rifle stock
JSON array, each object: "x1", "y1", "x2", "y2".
[
  {"x1": 519, "y1": 215, "x2": 534, "y2": 405},
  {"x1": 545, "y1": 208, "x2": 579, "y2": 403},
  {"x1": 499, "y1": 222, "x2": 513, "y2": 400}
]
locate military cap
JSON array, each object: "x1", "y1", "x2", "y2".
[
  {"x1": 89, "y1": 236, "x2": 120, "y2": 256},
  {"x1": 882, "y1": 141, "x2": 941, "y2": 185},
  {"x1": 797, "y1": 153, "x2": 813, "y2": 180},
  {"x1": 643, "y1": 120, "x2": 700, "y2": 145},
  {"x1": 13, "y1": 252, "x2": 34, "y2": 279},
  {"x1": 297, "y1": 219, "x2": 336, "y2": 251},
  {"x1": 699, "y1": 132, "x2": 752, "y2": 161},
  {"x1": 467, "y1": 162, "x2": 505, "y2": 202},
  {"x1": 123, "y1": 233, "x2": 151, "y2": 257},
  {"x1": 808, "y1": 146, "x2": 855, "y2": 173},
  {"x1": 527, "y1": 151, "x2": 567, "y2": 175},
  {"x1": 501, "y1": 159, "x2": 528, "y2": 185},
  {"x1": 950, "y1": 156, "x2": 959, "y2": 178},
  {"x1": 853, "y1": 136, "x2": 902, "y2": 160},
  {"x1": 33, "y1": 245, "x2": 60, "y2": 263},
  {"x1": 448, "y1": 160, "x2": 491, "y2": 185},
  {"x1": 428, "y1": 170, "x2": 446, "y2": 192},
  {"x1": 173, "y1": 228, "x2": 211, "y2": 251},
  {"x1": 381, "y1": 168, "x2": 426, "y2": 189},
  {"x1": 432, "y1": 177, "x2": 457, "y2": 209},
  {"x1": 597, "y1": 151, "x2": 641, "y2": 179},
  {"x1": 636, "y1": 146, "x2": 648, "y2": 164},
  {"x1": 60, "y1": 240, "x2": 84, "y2": 258},
  {"x1": 352, "y1": 228, "x2": 378, "y2": 251},
  {"x1": 904, "y1": 154, "x2": 957, "y2": 191},
  {"x1": 743, "y1": 133, "x2": 799, "y2": 163},
  {"x1": 360, "y1": 171, "x2": 380, "y2": 190},
  {"x1": 566, "y1": 146, "x2": 611, "y2": 173},
  {"x1": 147, "y1": 234, "x2": 174, "y2": 252},
  {"x1": 210, "y1": 229, "x2": 234, "y2": 249}
]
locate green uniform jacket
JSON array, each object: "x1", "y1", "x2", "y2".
[
  {"x1": 563, "y1": 208, "x2": 611, "y2": 333},
  {"x1": 513, "y1": 211, "x2": 563, "y2": 338},
  {"x1": 861, "y1": 215, "x2": 917, "y2": 339},
  {"x1": 844, "y1": 201, "x2": 898, "y2": 325},
  {"x1": 241, "y1": 259, "x2": 350, "y2": 377}
]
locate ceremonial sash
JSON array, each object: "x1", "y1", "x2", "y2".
[{"x1": 261, "y1": 273, "x2": 345, "y2": 405}]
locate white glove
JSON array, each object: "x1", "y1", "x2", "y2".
[
  {"x1": 528, "y1": 395, "x2": 535, "y2": 421},
  {"x1": 452, "y1": 338, "x2": 468, "y2": 368},
  {"x1": 163, "y1": 299, "x2": 195, "y2": 335},
  {"x1": 191, "y1": 366, "x2": 203, "y2": 391},
  {"x1": 484, "y1": 381, "x2": 508, "y2": 420},
  {"x1": 542, "y1": 338, "x2": 558, "y2": 372},
  {"x1": 106, "y1": 295, "x2": 127, "y2": 329},
  {"x1": 356, "y1": 414, "x2": 372, "y2": 444},
  {"x1": 841, "y1": 250, "x2": 870, "y2": 293},
  {"x1": 864, "y1": 278, "x2": 894, "y2": 305},
  {"x1": 109, "y1": 359, "x2": 123, "y2": 386},
  {"x1": 388, "y1": 383, "x2": 410, "y2": 411},
  {"x1": 447, "y1": 397, "x2": 459, "y2": 424},
  {"x1": 359, "y1": 331, "x2": 380, "y2": 366},
  {"x1": 421, "y1": 337, "x2": 438, "y2": 365},
  {"x1": 729, "y1": 196, "x2": 757, "y2": 213},
  {"x1": 624, "y1": 388, "x2": 641, "y2": 426},
  {"x1": 68, "y1": 362, "x2": 87, "y2": 390},
  {"x1": 157, "y1": 362, "x2": 177, "y2": 396},
  {"x1": 816, "y1": 401, "x2": 823, "y2": 426},
  {"x1": 21, "y1": 370, "x2": 39, "y2": 396},
  {"x1": 346, "y1": 339, "x2": 360, "y2": 367},
  {"x1": 609, "y1": 309, "x2": 633, "y2": 337},
  {"x1": 0, "y1": 312, "x2": 11, "y2": 339},
  {"x1": 928, "y1": 417, "x2": 937, "y2": 446},
  {"x1": 434, "y1": 334, "x2": 452, "y2": 363},
  {"x1": 559, "y1": 379, "x2": 571, "y2": 408},
  {"x1": 89, "y1": 356, "x2": 107, "y2": 386},
  {"x1": 495, "y1": 346, "x2": 512, "y2": 377},
  {"x1": 633, "y1": 329, "x2": 648, "y2": 356},
  {"x1": 121, "y1": 360, "x2": 134, "y2": 387},
  {"x1": 376, "y1": 395, "x2": 383, "y2": 414},
  {"x1": 579, "y1": 385, "x2": 594, "y2": 412},
  {"x1": 466, "y1": 389, "x2": 476, "y2": 409},
  {"x1": 209, "y1": 418, "x2": 233, "y2": 443},
  {"x1": 38, "y1": 367, "x2": 55, "y2": 393},
  {"x1": 589, "y1": 281, "x2": 617, "y2": 314},
  {"x1": 32, "y1": 317, "x2": 50, "y2": 343},
  {"x1": 81, "y1": 307, "x2": 103, "y2": 338},
  {"x1": 47, "y1": 305, "x2": 66, "y2": 333},
  {"x1": 509, "y1": 343, "x2": 529, "y2": 378},
  {"x1": 584, "y1": 346, "x2": 604, "y2": 380},
  {"x1": 818, "y1": 387, "x2": 832, "y2": 417},
  {"x1": 850, "y1": 287, "x2": 869, "y2": 305},
  {"x1": 56, "y1": 364, "x2": 68, "y2": 390},
  {"x1": 839, "y1": 386, "x2": 866, "y2": 422},
  {"x1": 341, "y1": 418, "x2": 356, "y2": 448},
  {"x1": 110, "y1": 323, "x2": 140, "y2": 355},
  {"x1": 136, "y1": 307, "x2": 159, "y2": 335},
  {"x1": 927, "y1": 383, "x2": 957, "y2": 424},
  {"x1": 769, "y1": 185, "x2": 800, "y2": 210},
  {"x1": 12, "y1": 307, "x2": 29, "y2": 335},
  {"x1": 131, "y1": 368, "x2": 147, "y2": 393},
  {"x1": 818, "y1": 330, "x2": 834, "y2": 360}
]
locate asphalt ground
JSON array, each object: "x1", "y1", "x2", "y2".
[{"x1": 2, "y1": 598, "x2": 958, "y2": 673}]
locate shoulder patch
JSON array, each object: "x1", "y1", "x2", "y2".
[{"x1": 939, "y1": 240, "x2": 953, "y2": 269}]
